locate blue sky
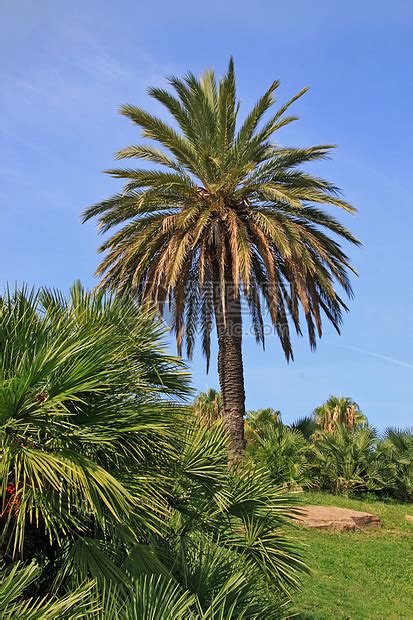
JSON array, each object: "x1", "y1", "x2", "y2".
[{"x1": 2, "y1": 0, "x2": 413, "y2": 428}]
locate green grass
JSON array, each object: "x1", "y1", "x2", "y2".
[{"x1": 291, "y1": 492, "x2": 413, "y2": 619}]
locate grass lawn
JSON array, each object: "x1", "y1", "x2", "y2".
[{"x1": 291, "y1": 492, "x2": 413, "y2": 619}]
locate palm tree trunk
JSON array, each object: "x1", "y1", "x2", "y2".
[{"x1": 212, "y1": 262, "x2": 246, "y2": 463}]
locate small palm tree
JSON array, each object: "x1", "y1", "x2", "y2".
[
  {"x1": 289, "y1": 416, "x2": 318, "y2": 441},
  {"x1": 192, "y1": 388, "x2": 222, "y2": 427},
  {"x1": 244, "y1": 407, "x2": 281, "y2": 443},
  {"x1": 311, "y1": 425, "x2": 396, "y2": 495},
  {"x1": 247, "y1": 424, "x2": 311, "y2": 489},
  {"x1": 313, "y1": 396, "x2": 367, "y2": 433},
  {"x1": 0, "y1": 283, "x2": 190, "y2": 594},
  {"x1": 382, "y1": 427, "x2": 413, "y2": 500},
  {"x1": 83, "y1": 60, "x2": 359, "y2": 460},
  {"x1": 1, "y1": 284, "x2": 307, "y2": 615}
]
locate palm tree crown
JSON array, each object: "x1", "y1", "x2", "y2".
[
  {"x1": 192, "y1": 388, "x2": 222, "y2": 427},
  {"x1": 83, "y1": 59, "x2": 360, "y2": 458},
  {"x1": 84, "y1": 58, "x2": 358, "y2": 360},
  {"x1": 313, "y1": 396, "x2": 367, "y2": 432}
]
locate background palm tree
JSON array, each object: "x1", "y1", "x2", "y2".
[
  {"x1": 382, "y1": 427, "x2": 413, "y2": 500},
  {"x1": 192, "y1": 388, "x2": 222, "y2": 427},
  {"x1": 244, "y1": 407, "x2": 281, "y2": 443},
  {"x1": 83, "y1": 59, "x2": 360, "y2": 460},
  {"x1": 313, "y1": 396, "x2": 367, "y2": 433},
  {"x1": 311, "y1": 425, "x2": 397, "y2": 495}
]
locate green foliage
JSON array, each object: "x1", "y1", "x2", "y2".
[
  {"x1": 0, "y1": 285, "x2": 307, "y2": 617},
  {"x1": 310, "y1": 424, "x2": 412, "y2": 499},
  {"x1": 289, "y1": 416, "x2": 317, "y2": 441},
  {"x1": 311, "y1": 425, "x2": 393, "y2": 494},
  {"x1": 0, "y1": 283, "x2": 190, "y2": 568},
  {"x1": 313, "y1": 396, "x2": 367, "y2": 433},
  {"x1": 245, "y1": 408, "x2": 281, "y2": 442},
  {"x1": 245, "y1": 399, "x2": 412, "y2": 501},
  {"x1": 247, "y1": 425, "x2": 312, "y2": 489},
  {"x1": 192, "y1": 389, "x2": 222, "y2": 427},
  {"x1": 381, "y1": 427, "x2": 413, "y2": 500},
  {"x1": 0, "y1": 562, "x2": 95, "y2": 618}
]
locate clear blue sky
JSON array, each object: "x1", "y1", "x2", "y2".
[{"x1": 2, "y1": 1, "x2": 413, "y2": 428}]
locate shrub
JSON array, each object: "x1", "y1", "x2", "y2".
[
  {"x1": 192, "y1": 389, "x2": 222, "y2": 427},
  {"x1": 313, "y1": 396, "x2": 367, "y2": 433},
  {"x1": 380, "y1": 427, "x2": 413, "y2": 501},
  {"x1": 310, "y1": 424, "x2": 400, "y2": 496},
  {"x1": 245, "y1": 400, "x2": 411, "y2": 503},
  {"x1": 246, "y1": 423, "x2": 312, "y2": 489},
  {"x1": 0, "y1": 285, "x2": 307, "y2": 617}
]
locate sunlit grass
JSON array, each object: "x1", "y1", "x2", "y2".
[{"x1": 291, "y1": 492, "x2": 413, "y2": 619}]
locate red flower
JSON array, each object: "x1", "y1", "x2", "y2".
[{"x1": 6, "y1": 483, "x2": 16, "y2": 495}]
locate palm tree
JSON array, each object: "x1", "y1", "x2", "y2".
[
  {"x1": 0, "y1": 284, "x2": 307, "y2": 615},
  {"x1": 382, "y1": 427, "x2": 413, "y2": 500},
  {"x1": 192, "y1": 388, "x2": 222, "y2": 427},
  {"x1": 313, "y1": 396, "x2": 367, "y2": 433},
  {"x1": 289, "y1": 416, "x2": 318, "y2": 441},
  {"x1": 246, "y1": 424, "x2": 311, "y2": 489},
  {"x1": 244, "y1": 407, "x2": 281, "y2": 443},
  {"x1": 83, "y1": 59, "x2": 360, "y2": 461},
  {"x1": 0, "y1": 283, "x2": 189, "y2": 582},
  {"x1": 312, "y1": 425, "x2": 395, "y2": 495}
]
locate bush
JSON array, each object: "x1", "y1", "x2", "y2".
[
  {"x1": 244, "y1": 403, "x2": 412, "y2": 502},
  {"x1": 310, "y1": 424, "x2": 411, "y2": 499},
  {"x1": 381, "y1": 427, "x2": 413, "y2": 501},
  {"x1": 311, "y1": 425, "x2": 378, "y2": 494},
  {"x1": 0, "y1": 285, "x2": 307, "y2": 617},
  {"x1": 246, "y1": 421, "x2": 312, "y2": 489}
]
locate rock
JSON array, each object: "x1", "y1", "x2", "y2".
[
  {"x1": 297, "y1": 505, "x2": 381, "y2": 531},
  {"x1": 405, "y1": 515, "x2": 413, "y2": 523}
]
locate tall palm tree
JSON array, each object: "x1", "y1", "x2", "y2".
[{"x1": 83, "y1": 59, "x2": 360, "y2": 460}]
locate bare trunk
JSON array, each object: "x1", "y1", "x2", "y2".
[{"x1": 212, "y1": 262, "x2": 246, "y2": 463}]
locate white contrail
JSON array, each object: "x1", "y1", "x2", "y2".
[{"x1": 331, "y1": 343, "x2": 413, "y2": 370}]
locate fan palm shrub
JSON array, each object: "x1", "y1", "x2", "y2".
[
  {"x1": 0, "y1": 282, "x2": 191, "y2": 606},
  {"x1": 310, "y1": 424, "x2": 398, "y2": 495},
  {"x1": 246, "y1": 423, "x2": 312, "y2": 489},
  {"x1": 245, "y1": 408, "x2": 281, "y2": 443},
  {"x1": 83, "y1": 59, "x2": 359, "y2": 460},
  {"x1": 0, "y1": 285, "x2": 307, "y2": 617},
  {"x1": 289, "y1": 416, "x2": 318, "y2": 441},
  {"x1": 381, "y1": 427, "x2": 413, "y2": 501},
  {"x1": 0, "y1": 562, "x2": 95, "y2": 619}
]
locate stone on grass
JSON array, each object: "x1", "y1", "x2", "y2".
[{"x1": 297, "y1": 505, "x2": 381, "y2": 531}]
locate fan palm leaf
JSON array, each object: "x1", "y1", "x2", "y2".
[
  {"x1": 0, "y1": 562, "x2": 95, "y2": 619},
  {"x1": 1, "y1": 285, "x2": 307, "y2": 616}
]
